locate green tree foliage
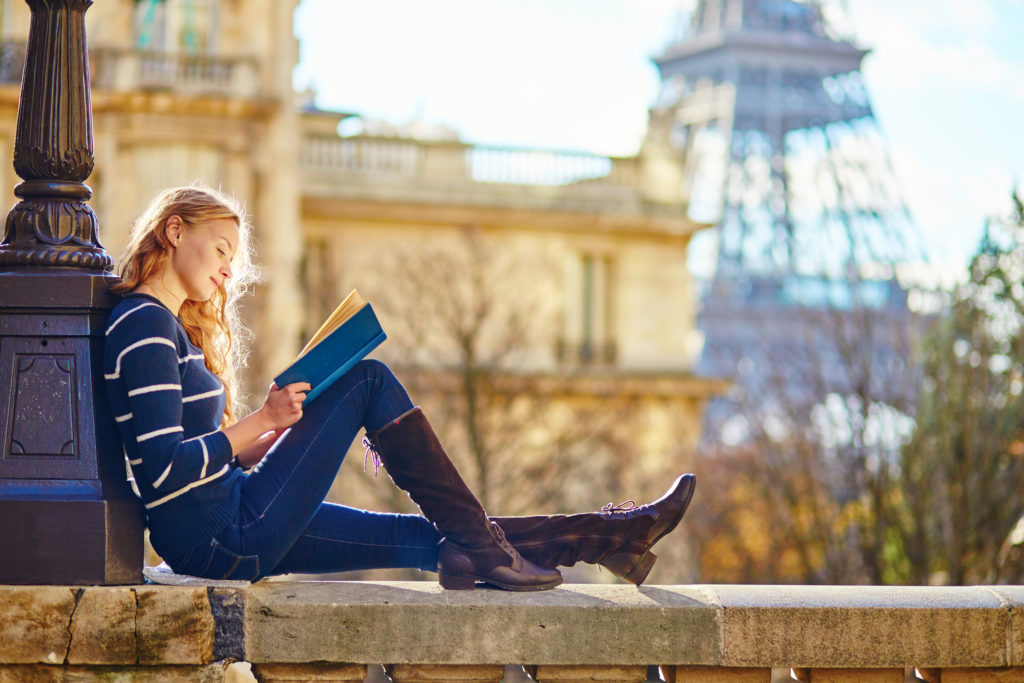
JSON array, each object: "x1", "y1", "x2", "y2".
[{"x1": 898, "y1": 191, "x2": 1024, "y2": 584}]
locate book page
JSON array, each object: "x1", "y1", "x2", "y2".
[{"x1": 296, "y1": 289, "x2": 366, "y2": 359}]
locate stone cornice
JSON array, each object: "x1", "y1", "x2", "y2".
[{"x1": 2, "y1": 583, "x2": 1023, "y2": 668}]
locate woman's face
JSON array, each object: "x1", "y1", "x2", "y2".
[{"x1": 166, "y1": 217, "x2": 240, "y2": 302}]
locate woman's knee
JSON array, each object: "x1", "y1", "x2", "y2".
[{"x1": 357, "y1": 358, "x2": 394, "y2": 381}]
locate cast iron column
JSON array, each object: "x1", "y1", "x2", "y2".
[{"x1": 0, "y1": 0, "x2": 142, "y2": 584}]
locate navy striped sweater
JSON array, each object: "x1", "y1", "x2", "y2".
[{"x1": 103, "y1": 292, "x2": 243, "y2": 554}]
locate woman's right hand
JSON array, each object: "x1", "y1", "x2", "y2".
[{"x1": 259, "y1": 382, "x2": 310, "y2": 431}]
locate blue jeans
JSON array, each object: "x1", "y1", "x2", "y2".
[{"x1": 171, "y1": 360, "x2": 442, "y2": 581}]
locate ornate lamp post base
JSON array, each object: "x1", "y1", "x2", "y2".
[{"x1": 0, "y1": 271, "x2": 143, "y2": 584}]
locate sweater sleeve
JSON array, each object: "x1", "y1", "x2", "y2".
[{"x1": 105, "y1": 305, "x2": 234, "y2": 496}]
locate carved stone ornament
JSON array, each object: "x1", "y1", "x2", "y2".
[{"x1": 0, "y1": 0, "x2": 110, "y2": 271}]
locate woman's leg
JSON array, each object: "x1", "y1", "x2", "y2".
[
  {"x1": 266, "y1": 502, "x2": 441, "y2": 577},
  {"x1": 236, "y1": 359, "x2": 415, "y2": 575}
]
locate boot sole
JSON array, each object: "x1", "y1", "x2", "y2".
[{"x1": 439, "y1": 572, "x2": 564, "y2": 591}]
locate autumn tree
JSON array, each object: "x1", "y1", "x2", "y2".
[{"x1": 691, "y1": 273, "x2": 925, "y2": 584}]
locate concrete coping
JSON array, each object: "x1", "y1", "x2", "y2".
[{"x1": 3, "y1": 582, "x2": 1024, "y2": 669}]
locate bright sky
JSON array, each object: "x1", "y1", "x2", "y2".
[{"x1": 294, "y1": 0, "x2": 1024, "y2": 282}]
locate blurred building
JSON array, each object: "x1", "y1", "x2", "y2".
[{"x1": 0, "y1": 2, "x2": 722, "y2": 578}]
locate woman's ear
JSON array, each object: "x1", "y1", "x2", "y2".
[{"x1": 164, "y1": 215, "x2": 182, "y2": 247}]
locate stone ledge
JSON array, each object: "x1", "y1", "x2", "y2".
[{"x1": 2, "y1": 583, "x2": 1022, "y2": 669}]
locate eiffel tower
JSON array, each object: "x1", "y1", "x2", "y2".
[{"x1": 651, "y1": 0, "x2": 926, "y2": 437}]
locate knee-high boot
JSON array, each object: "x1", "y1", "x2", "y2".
[
  {"x1": 492, "y1": 474, "x2": 696, "y2": 585},
  {"x1": 363, "y1": 407, "x2": 563, "y2": 591}
]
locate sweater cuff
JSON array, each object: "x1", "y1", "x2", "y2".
[{"x1": 206, "y1": 430, "x2": 235, "y2": 470}]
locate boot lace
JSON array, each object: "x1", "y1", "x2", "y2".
[
  {"x1": 601, "y1": 500, "x2": 638, "y2": 513},
  {"x1": 489, "y1": 521, "x2": 523, "y2": 567},
  {"x1": 362, "y1": 436, "x2": 382, "y2": 477}
]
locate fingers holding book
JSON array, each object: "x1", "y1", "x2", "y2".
[{"x1": 260, "y1": 381, "x2": 311, "y2": 430}]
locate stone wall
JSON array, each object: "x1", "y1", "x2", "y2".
[{"x1": 2, "y1": 582, "x2": 1023, "y2": 681}]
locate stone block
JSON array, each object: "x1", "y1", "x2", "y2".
[
  {"x1": 387, "y1": 663, "x2": 504, "y2": 682},
  {"x1": 0, "y1": 587, "x2": 77, "y2": 664},
  {"x1": 940, "y1": 668, "x2": 1024, "y2": 682},
  {"x1": 987, "y1": 587, "x2": 1024, "y2": 666},
  {"x1": 66, "y1": 587, "x2": 137, "y2": 665},
  {"x1": 0, "y1": 665, "x2": 62, "y2": 682},
  {"x1": 664, "y1": 666, "x2": 772, "y2": 682},
  {"x1": 805, "y1": 669, "x2": 903, "y2": 682},
  {"x1": 0, "y1": 663, "x2": 236, "y2": 682},
  {"x1": 135, "y1": 586, "x2": 215, "y2": 665},
  {"x1": 244, "y1": 582, "x2": 719, "y2": 665},
  {"x1": 707, "y1": 585, "x2": 1009, "y2": 668},
  {"x1": 527, "y1": 664, "x2": 648, "y2": 682},
  {"x1": 255, "y1": 663, "x2": 366, "y2": 682}
]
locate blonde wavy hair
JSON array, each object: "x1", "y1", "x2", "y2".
[{"x1": 110, "y1": 185, "x2": 259, "y2": 427}]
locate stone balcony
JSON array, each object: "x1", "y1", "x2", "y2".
[
  {"x1": 89, "y1": 46, "x2": 261, "y2": 98},
  {"x1": 3, "y1": 581, "x2": 1023, "y2": 682},
  {"x1": 299, "y1": 135, "x2": 693, "y2": 228},
  {"x1": 0, "y1": 40, "x2": 261, "y2": 98}
]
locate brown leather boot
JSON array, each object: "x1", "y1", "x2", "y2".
[
  {"x1": 364, "y1": 407, "x2": 563, "y2": 591},
  {"x1": 492, "y1": 474, "x2": 696, "y2": 585}
]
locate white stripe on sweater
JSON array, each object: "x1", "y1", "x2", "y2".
[
  {"x1": 184, "y1": 430, "x2": 219, "y2": 442},
  {"x1": 105, "y1": 337, "x2": 176, "y2": 379},
  {"x1": 128, "y1": 383, "x2": 181, "y2": 397},
  {"x1": 115, "y1": 412, "x2": 133, "y2": 423},
  {"x1": 183, "y1": 387, "x2": 224, "y2": 403},
  {"x1": 106, "y1": 302, "x2": 162, "y2": 336},
  {"x1": 144, "y1": 464, "x2": 231, "y2": 510},
  {"x1": 179, "y1": 353, "x2": 204, "y2": 364},
  {"x1": 124, "y1": 451, "x2": 142, "y2": 499},
  {"x1": 153, "y1": 459, "x2": 174, "y2": 488},
  {"x1": 200, "y1": 438, "x2": 209, "y2": 478},
  {"x1": 137, "y1": 426, "x2": 184, "y2": 443}
]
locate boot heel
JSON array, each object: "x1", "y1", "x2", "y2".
[
  {"x1": 602, "y1": 550, "x2": 657, "y2": 585},
  {"x1": 439, "y1": 572, "x2": 478, "y2": 590}
]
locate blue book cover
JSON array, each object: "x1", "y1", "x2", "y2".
[{"x1": 273, "y1": 302, "x2": 387, "y2": 405}]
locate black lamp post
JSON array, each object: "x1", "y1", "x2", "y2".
[{"x1": 0, "y1": 0, "x2": 142, "y2": 584}]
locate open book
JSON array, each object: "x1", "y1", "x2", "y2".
[{"x1": 273, "y1": 289, "x2": 387, "y2": 405}]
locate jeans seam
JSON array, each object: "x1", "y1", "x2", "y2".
[
  {"x1": 297, "y1": 531, "x2": 434, "y2": 550},
  {"x1": 241, "y1": 376, "x2": 374, "y2": 530}
]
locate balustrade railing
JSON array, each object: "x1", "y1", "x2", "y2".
[
  {"x1": 467, "y1": 146, "x2": 614, "y2": 186},
  {"x1": 301, "y1": 135, "x2": 640, "y2": 191},
  {"x1": 300, "y1": 136, "x2": 423, "y2": 175},
  {"x1": 89, "y1": 46, "x2": 260, "y2": 97}
]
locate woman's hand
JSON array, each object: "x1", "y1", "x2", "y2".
[
  {"x1": 258, "y1": 382, "x2": 310, "y2": 431},
  {"x1": 223, "y1": 382, "x2": 309, "y2": 465}
]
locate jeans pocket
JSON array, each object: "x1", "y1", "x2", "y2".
[{"x1": 196, "y1": 539, "x2": 261, "y2": 581}]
